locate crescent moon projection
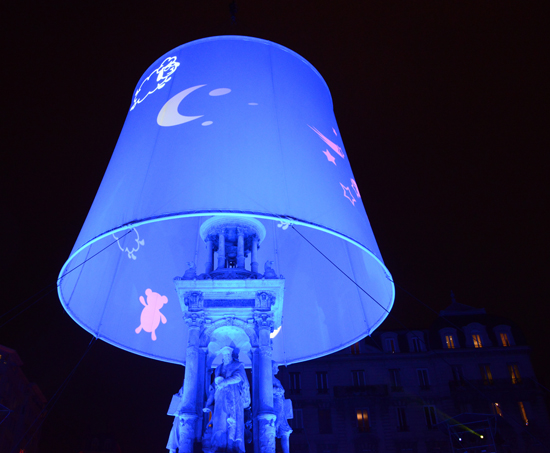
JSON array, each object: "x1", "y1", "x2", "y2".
[{"x1": 157, "y1": 85, "x2": 205, "y2": 127}]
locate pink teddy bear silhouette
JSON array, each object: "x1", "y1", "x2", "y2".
[{"x1": 135, "y1": 288, "x2": 168, "y2": 341}]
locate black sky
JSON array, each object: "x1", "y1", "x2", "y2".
[{"x1": 2, "y1": 2, "x2": 549, "y2": 452}]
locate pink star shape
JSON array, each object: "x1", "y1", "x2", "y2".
[
  {"x1": 323, "y1": 149, "x2": 337, "y2": 165},
  {"x1": 340, "y1": 182, "x2": 356, "y2": 206}
]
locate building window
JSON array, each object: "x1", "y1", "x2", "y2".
[
  {"x1": 351, "y1": 342, "x2": 360, "y2": 355},
  {"x1": 390, "y1": 369, "x2": 402, "y2": 391},
  {"x1": 356, "y1": 408, "x2": 370, "y2": 433},
  {"x1": 445, "y1": 335, "x2": 455, "y2": 349},
  {"x1": 451, "y1": 365, "x2": 464, "y2": 384},
  {"x1": 491, "y1": 402, "x2": 503, "y2": 417},
  {"x1": 386, "y1": 338, "x2": 396, "y2": 353},
  {"x1": 407, "y1": 331, "x2": 425, "y2": 352},
  {"x1": 316, "y1": 372, "x2": 329, "y2": 393},
  {"x1": 494, "y1": 325, "x2": 515, "y2": 347},
  {"x1": 479, "y1": 364, "x2": 493, "y2": 385},
  {"x1": 352, "y1": 369, "x2": 365, "y2": 387},
  {"x1": 417, "y1": 368, "x2": 430, "y2": 390},
  {"x1": 518, "y1": 402, "x2": 529, "y2": 425},
  {"x1": 500, "y1": 332, "x2": 511, "y2": 347},
  {"x1": 289, "y1": 408, "x2": 304, "y2": 430},
  {"x1": 424, "y1": 406, "x2": 437, "y2": 429},
  {"x1": 508, "y1": 364, "x2": 522, "y2": 384},
  {"x1": 396, "y1": 407, "x2": 408, "y2": 431},
  {"x1": 289, "y1": 372, "x2": 301, "y2": 395},
  {"x1": 318, "y1": 408, "x2": 333, "y2": 434},
  {"x1": 472, "y1": 333, "x2": 483, "y2": 348}
]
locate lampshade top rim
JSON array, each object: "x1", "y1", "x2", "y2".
[{"x1": 138, "y1": 35, "x2": 331, "y2": 107}]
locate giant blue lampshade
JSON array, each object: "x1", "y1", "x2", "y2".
[{"x1": 58, "y1": 36, "x2": 394, "y2": 366}]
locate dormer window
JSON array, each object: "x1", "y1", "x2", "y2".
[
  {"x1": 445, "y1": 335, "x2": 455, "y2": 349},
  {"x1": 407, "y1": 331, "x2": 426, "y2": 352},
  {"x1": 465, "y1": 323, "x2": 491, "y2": 348},
  {"x1": 500, "y1": 333, "x2": 510, "y2": 347},
  {"x1": 381, "y1": 332, "x2": 400, "y2": 353},
  {"x1": 472, "y1": 333, "x2": 483, "y2": 348},
  {"x1": 439, "y1": 327, "x2": 459, "y2": 349},
  {"x1": 494, "y1": 325, "x2": 515, "y2": 347}
]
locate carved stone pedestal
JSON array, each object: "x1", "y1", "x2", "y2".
[
  {"x1": 257, "y1": 413, "x2": 277, "y2": 453},
  {"x1": 179, "y1": 413, "x2": 199, "y2": 453},
  {"x1": 170, "y1": 216, "x2": 289, "y2": 453}
]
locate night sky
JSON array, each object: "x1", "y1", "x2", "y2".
[{"x1": 2, "y1": 2, "x2": 548, "y2": 452}]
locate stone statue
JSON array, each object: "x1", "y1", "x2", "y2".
[
  {"x1": 203, "y1": 346, "x2": 251, "y2": 452},
  {"x1": 182, "y1": 261, "x2": 197, "y2": 280},
  {"x1": 264, "y1": 260, "x2": 278, "y2": 279},
  {"x1": 273, "y1": 362, "x2": 292, "y2": 453},
  {"x1": 166, "y1": 386, "x2": 184, "y2": 453}
]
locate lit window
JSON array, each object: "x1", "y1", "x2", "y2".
[
  {"x1": 386, "y1": 338, "x2": 396, "y2": 353},
  {"x1": 508, "y1": 364, "x2": 522, "y2": 384},
  {"x1": 397, "y1": 407, "x2": 408, "y2": 431},
  {"x1": 351, "y1": 342, "x2": 360, "y2": 355},
  {"x1": 479, "y1": 364, "x2": 493, "y2": 385},
  {"x1": 518, "y1": 402, "x2": 529, "y2": 425},
  {"x1": 289, "y1": 408, "x2": 303, "y2": 430},
  {"x1": 424, "y1": 406, "x2": 437, "y2": 429},
  {"x1": 316, "y1": 371, "x2": 329, "y2": 393},
  {"x1": 500, "y1": 332, "x2": 510, "y2": 347},
  {"x1": 289, "y1": 372, "x2": 301, "y2": 395},
  {"x1": 352, "y1": 369, "x2": 365, "y2": 387},
  {"x1": 356, "y1": 408, "x2": 370, "y2": 432},
  {"x1": 417, "y1": 369, "x2": 430, "y2": 390},
  {"x1": 445, "y1": 335, "x2": 455, "y2": 349},
  {"x1": 491, "y1": 402, "x2": 503, "y2": 417},
  {"x1": 472, "y1": 334, "x2": 483, "y2": 348}
]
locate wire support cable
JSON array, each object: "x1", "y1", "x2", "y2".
[{"x1": 0, "y1": 230, "x2": 132, "y2": 329}]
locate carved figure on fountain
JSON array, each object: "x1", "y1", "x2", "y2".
[
  {"x1": 272, "y1": 362, "x2": 292, "y2": 453},
  {"x1": 263, "y1": 261, "x2": 278, "y2": 279},
  {"x1": 202, "y1": 346, "x2": 251, "y2": 452}
]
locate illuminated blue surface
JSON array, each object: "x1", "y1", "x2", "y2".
[{"x1": 58, "y1": 36, "x2": 395, "y2": 365}]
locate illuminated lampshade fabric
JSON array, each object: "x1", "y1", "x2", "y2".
[{"x1": 58, "y1": 36, "x2": 394, "y2": 365}]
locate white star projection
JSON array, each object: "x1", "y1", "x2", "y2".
[
  {"x1": 130, "y1": 57, "x2": 180, "y2": 111},
  {"x1": 112, "y1": 228, "x2": 144, "y2": 260},
  {"x1": 340, "y1": 182, "x2": 357, "y2": 206}
]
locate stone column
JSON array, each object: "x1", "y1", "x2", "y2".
[
  {"x1": 251, "y1": 236, "x2": 259, "y2": 273},
  {"x1": 217, "y1": 231, "x2": 225, "y2": 269},
  {"x1": 237, "y1": 228, "x2": 245, "y2": 269},
  {"x1": 205, "y1": 236, "x2": 214, "y2": 274},
  {"x1": 255, "y1": 314, "x2": 276, "y2": 453},
  {"x1": 178, "y1": 313, "x2": 204, "y2": 453}
]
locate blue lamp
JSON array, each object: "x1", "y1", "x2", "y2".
[{"x1": 58, "y1": 36, "x2": 394, "y2": 367}]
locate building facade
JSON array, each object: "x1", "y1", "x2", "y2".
[
  {"x1": 0, "y1": 345, "x2": 46, "y2": 453},
  {"x1": 276, "y1": 303, "x2": 550, "y2": 453}
]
